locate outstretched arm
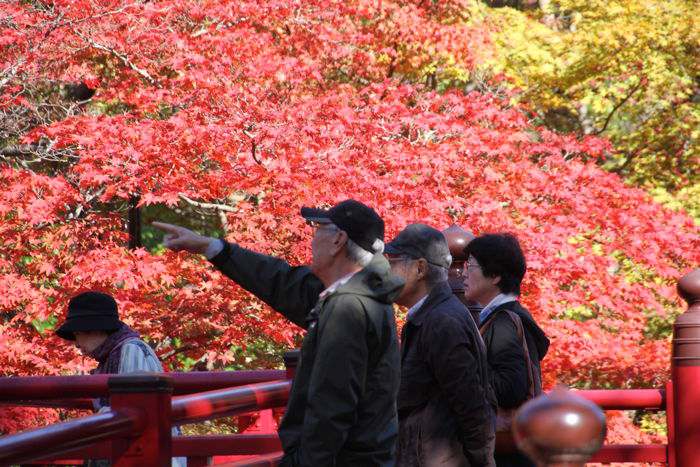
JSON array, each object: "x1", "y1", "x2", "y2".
[
  {"x1": 153, "y1": 222, "x2": 324, "y2": 328},
  {"x1": 209, "y1": 241, "x2": 323, "y2": 328}
]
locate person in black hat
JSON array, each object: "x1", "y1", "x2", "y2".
[
  {"x1": 56, "y1": 291, "x2": 150, "y2": 375},
  {"x1": 153, "y1": 199, "x2": 404, "y2": 467},
  {"x1": 385, "y1": 224, "x2": 496, "y2": 467},
  {"x1": 55, "y1": 291, "x2": 186, "y2": 467}
]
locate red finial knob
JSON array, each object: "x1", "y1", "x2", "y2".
[
  {"x1": 678, "y1": 268, "x2": 700, "y2": 312},
  {"x1": 513, "y1": 387, "x2": 606, "y2": 466},
  {"x1": 442, "y1": 224, "x2": 475, "y2": 261}
]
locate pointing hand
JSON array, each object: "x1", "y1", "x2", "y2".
[{"x1": 152, "y1": 222, "x2": 214, "y2": 255}]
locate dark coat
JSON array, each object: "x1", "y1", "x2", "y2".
[
  {"x1": 397, "y1": 282, "x2": 496, "y2": 467},
  {"x1": 480, "y1": 301, "x2": 549, "y2": 467},
  {"x1": 210, "y1": 241, "x2": 404, "y2": 467}
]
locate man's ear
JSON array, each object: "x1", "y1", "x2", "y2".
[
  {"x1": 332, "y1": 230, "x2": 348, "y2": 256},
  {"x1": 491, "y1": 275, "x2": 501, "y2": 287},
  {"x1": 416, "y1": 258, "x2": 428, "y2": 280}
]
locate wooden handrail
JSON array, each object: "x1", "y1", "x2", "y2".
[
  {"x1": 4, "y1": 384, "x2": 669, "y2": 465},
  {"x1": 32, "y1": 434, "x2": 283, "y2": 462},
  {"x1": 0, "y1": 385, "x2": 664, "y2": 413},
  {"x1": 172, "y1": 380, "x2": 291, "y2": 424},
  {"x1": 575, "y1": 388, "x2": 665, "y2": 410},
  {"x1": 0, "y1": 410, "x2": 138, "y2": 465},
  {"x1": 0, "y1": 398, "x2": 95, "y2": 410},
  {"x1": 0, "y1": 370, "x2": 286, "y2": 400}
]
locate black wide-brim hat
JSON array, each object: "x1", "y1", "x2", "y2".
[{"x1": 55, "y1": 291, "x2": 123, "y2": 341}]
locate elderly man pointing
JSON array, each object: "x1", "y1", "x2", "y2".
[{"x1": 154, "y1": 200, "x2": 403, "y2": 467}]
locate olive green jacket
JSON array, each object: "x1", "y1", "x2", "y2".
[{"x1": 210, "y1": 242, "x2": 404, "y2": 466}]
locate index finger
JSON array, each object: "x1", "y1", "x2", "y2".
[{"x1": 151, "y1": 221, "x2": 186, "y2": 234}]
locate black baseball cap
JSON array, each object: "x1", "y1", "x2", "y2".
[
  {"x1": 385, "y1": 223, "x2": 452, "y2": 268},
  {"x1": 55, "y1": 291, "x2": 122, "y2": 341},
  {"x1": 300, "y1": 199, "x2": 385, "y2": 253}
]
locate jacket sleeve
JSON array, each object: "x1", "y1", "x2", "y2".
[
  {"x1": 425, "y1": 316, "x2": 494, "y2": 465},
  {"x1": 484, "y1": 313, "x2": 529, "y2": 409},
  {"x1": 209, "y1": 241, "x2": 324, "y2": 329},
  {"x1": 296, "y1": 295, "x2": 369, "y2": 466}
]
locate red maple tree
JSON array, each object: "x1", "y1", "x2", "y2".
[{"x1": 1, "y1": 0, "x2": 698, "y2": 443}]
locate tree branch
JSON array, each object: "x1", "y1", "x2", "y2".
[
  {"x1": 0, "y1": 142, "x2": 78, "y2": 165},
  {"x1": 0, "y1": 61, "x2": 23, "y2": 91},
  {"x1": 0, "y1": 144, "x2": 36, "y2": 157},
  {"x1": 75, "y1": 32, "x2": 160, "y2": 88},
  {"x1": 243, "y1": 129, "x2": 262, "y2": 165},
  {"x1": 178, "y1": 194, "x2": 239, "y2": 212},
  {"x1": 50, "y1": 3, "x2": 140, "y2": 32},
  {"x1": 218, "y1": 210, "x2": 229, "y2": 234},
  {"x1": 160, "y1": 344, "x2": 197, "y2": 360},
  {"x1": 594, "y1": 80, "x2": 644, "y2": 135},
  {"x1": 609, "y1": 147, "x2": 641, "y2": 174}
]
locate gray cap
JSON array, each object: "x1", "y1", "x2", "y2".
[{"x1": 385, "y1": 223, "x2": 452, "y2": 268}]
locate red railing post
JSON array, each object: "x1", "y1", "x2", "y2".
[
  {"x1": 0, "y1": 411, "x2": 135, "y2": 465},
  {"x1": 665, "y1": 380, "x2": 676, "y2": 467},
  {"x1": 671, "y1": 268, "x2": 700, "y2": 467},
  {"x1": 108, "y1": 374, "x2": 174, "y2": 467}
]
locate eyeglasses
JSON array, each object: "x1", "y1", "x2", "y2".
[
  {"x1": 306, "y1": 220, "x2": 339, "y2": 232},
  {"x1": 466, "y1": 263, "x2": 481, "y2": 271}
]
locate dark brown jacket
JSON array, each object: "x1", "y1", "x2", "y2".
[{"x1": 397, "y1": 282, "x2": 496, "y2": 466}]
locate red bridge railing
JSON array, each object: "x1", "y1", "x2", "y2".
[
  {"x1": 0, "y1": 367, "x2": 294, "y2": 467},
  {"x1": 0, "y1": 267, "x2": 698, "y2": 466}
]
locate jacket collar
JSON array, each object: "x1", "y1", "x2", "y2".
[
  {"x1": 406, "y1": 281, "x2": 453, "y2": 326},
  {"x1": 478, "y1": 293, "x2": 518, "y2": 324},
  {"x1": 331, "y1": 253, "x2": 405, "y2": 304},
  {"x1": 318, "y1": 271, "x2": 358, "y2": 301},
  {"x1": 406, "y1": 295, "x2": 428, "y2": 320}
]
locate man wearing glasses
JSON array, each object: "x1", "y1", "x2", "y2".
[
  {"x1": 153, "y1": 199, "x2": 404, "y2": 467},
  {"x1": 385, "y1": 224, "x2": 496, "y2": 467}
]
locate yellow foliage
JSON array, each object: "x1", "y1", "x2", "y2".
[{"x1": 482, "y1": 0, "x2": 699, "y2": 220}]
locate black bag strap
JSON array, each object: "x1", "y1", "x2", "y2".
[{"x1": 480, "y1": 308, "x2": 537, "y2": 400}]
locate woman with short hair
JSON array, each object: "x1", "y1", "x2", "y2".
[{"x1": 464, "y1": 234, "x2": 550, "y2": 467}]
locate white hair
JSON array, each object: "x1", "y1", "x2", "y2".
[
  {"x1": 346, "y1": 238, "x2": 375, "y2": 267},
  {"x1": 372, "y1": 238, "x2": 385, "y2": 254}
]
